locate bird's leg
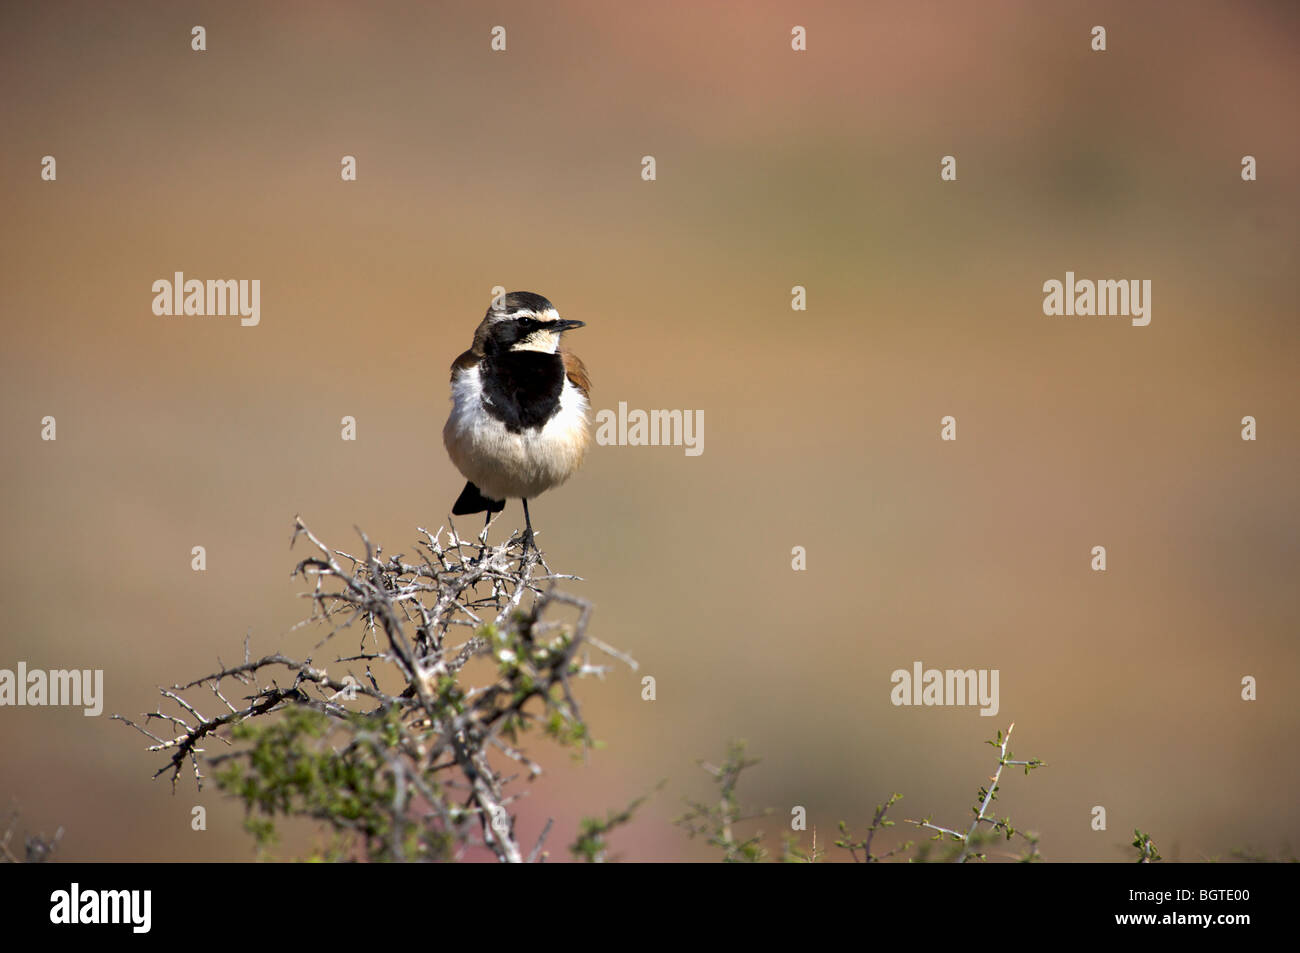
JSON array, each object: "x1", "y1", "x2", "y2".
[{"x1": 520, "y1": 498, "x2": 535, "y2": 553}]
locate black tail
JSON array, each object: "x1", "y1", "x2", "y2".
[{"x1": 452, "y1": 481, "x2": 505, "y2": 516}]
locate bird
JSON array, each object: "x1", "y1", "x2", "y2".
[{"x1": 443, "y1": 291, "x2": 591, "y2": 550}]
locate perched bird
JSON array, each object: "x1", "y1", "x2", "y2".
[{"x1": 443, "y1": 292, "x2": 591, "y2": 548}]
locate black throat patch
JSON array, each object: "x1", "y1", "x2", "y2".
[{"x1": 479, "y1": 350, "x2": 565, "y2": 433}]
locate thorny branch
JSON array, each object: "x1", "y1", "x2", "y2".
[
  {"x1": 906, "y1": 722, "x2": 1046, "y2": 863},
  {"x1": 0, "y1": 807, "x2": 63, "y2": 863},
  {"x1": 116, "y1": 515, "x2": 634, "y2": 863}
]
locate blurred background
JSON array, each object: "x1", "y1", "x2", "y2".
[{"x1": 1, "y1": 0, "x2": 1297, "y2": 861}]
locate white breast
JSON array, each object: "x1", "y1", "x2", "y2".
[{"x1": 443, "y1": 363, "x2": 590, "y2": 501}]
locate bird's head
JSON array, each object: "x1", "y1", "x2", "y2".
[{"x1": 476, "y1": 291, "x2": 585, "y2": 355}]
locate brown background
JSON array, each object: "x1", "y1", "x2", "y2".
[{"x1": 1, "y1": 1, "x2": 1296, "y2": 861}]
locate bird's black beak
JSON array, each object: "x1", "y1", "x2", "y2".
[{"x1": 551, "y1": 318, "x2": 585, "y2": 332}]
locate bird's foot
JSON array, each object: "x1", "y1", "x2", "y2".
[{"x1": 477, "y1": 514, "x2": 496, "y2": 560}]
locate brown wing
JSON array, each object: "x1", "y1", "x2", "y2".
[
  {"x1": 450, "y1": 349, "x2": 479, "y2": 381},
  {"x1": 561, "y1": 348, "x2": 590, "y2": 397}
]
